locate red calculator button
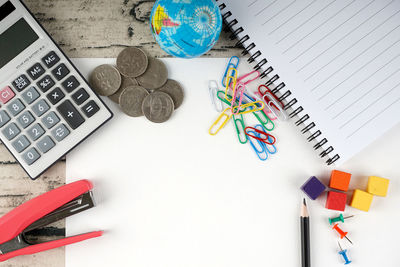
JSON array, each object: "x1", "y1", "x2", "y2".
[{"x1": 0, "y1": 86, "x2": 15, "y2": 104}]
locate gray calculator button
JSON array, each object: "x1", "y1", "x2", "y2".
[
  {"x1": 51, "y1": 124, "x2": 70, "y2": 142},
  {"x1": 17, "y1": 111, "x2": 35, "y2": 129},
  {"x1": 22, "y1": 147, "x2": 40, "y2": 165},
  {"x1": 32, "y1": 99, "x2": 50, "y2": 117},
  {"x1": 2, "y1": 123, "x2": 20, "y2": 141},
  {"x1": 0, "y1": 110, "x2": 10, "y2": 128},
  {"x1": 12, "y1": 74, "x2": 31, "y2": 92},
  {"x1": 12, "y1": 135, "x2": 31, "y2": 153},
  {"x1": 7, "y1": 99, "x2": 25, "y2": 116},
  {"x1": 37, "y1": 136, "x2": 55, "y2": 153},
  {"x1": 41, "y1": 111, "x2": 60, "y2": 129},
  {"x1": 21, "y1": 87, "x2": 40, "y2": 104},
  {"x1": 27, "y1": 123, "x2": 45, "y2": 141}
]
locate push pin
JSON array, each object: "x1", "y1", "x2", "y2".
[
  {"x1": 338, "y1": 241, "x2": 352, "y2": 264},
  {"x1": 332, "y1": 223, "x2": 353, "y2": 244},
  {"x1": 329, "y1": 214, "x2": 354, "y2": 225}
]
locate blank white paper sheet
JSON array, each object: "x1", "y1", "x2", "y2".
[{"x1": 66, "y1": 58, "x2": 400, "y2": 267}]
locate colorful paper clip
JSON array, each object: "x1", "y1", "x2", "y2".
[
  {"x1": 208, "y1": 80, "x2": 224, "y2": 112},
  {"x1": 244, "y1": 126, "x2": 276, "y2": 145},
  {"x1": 258, "y1": 84, "x2": 283, "y2": 109},
  {"x1": 243, "y1": 93, "x2": 275, "y2": 131},
  {"x1": 253, "y1": 91, "x2": 277, "y2": 120},
  {"x1": 263, "y1": 92, "x2": 288, "y2": 121},
  {"x1": 224, "y1": 67, "x2": 238, "y2": 101},
  {"x1": 233, "y1": 114, "x2": 248, "y2": 144},
  {"x1": 231, "y1": 82, "x2": 246, "y2": 114},
  {"x1": 222, "y1": 56, "x2": 240, "y2": 87},
  {"x1": 237, "y1": 70, "x2": 260, "y2": 86},
  {"x1": 254, "y1": 125, "x2": 277, "y2": 154},
  {"x1": 247, "y1": 130, "x2": 268, "y2": 161},
  {"x1": 233, "y1": 101, "x2": 264, "y2": 115},
  {"x1": 208, "y1": 107, "x2": 232, "y2": 136}
]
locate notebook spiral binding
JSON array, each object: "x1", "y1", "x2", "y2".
[{"x1": 217, "y1": 1, "x2": 340, "y2": 165}]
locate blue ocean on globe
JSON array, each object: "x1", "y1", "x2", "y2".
[{"x1": 150, "y1": 0, "x2": 222, "y2": 58}]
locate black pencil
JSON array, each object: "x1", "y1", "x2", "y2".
[{"x1": 301, "y1": 198, "x2": 310, "y2": 267}]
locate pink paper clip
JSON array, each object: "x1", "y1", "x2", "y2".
[
  {"x1": 237, "y1": 70, "x2": 260, "y2": 86},
  {"x1": 231, "y1": 82, "x2": 246, "y2": 114},
  {"x1": 244, "y1": 126, "x2": 276, "y2": 145}
]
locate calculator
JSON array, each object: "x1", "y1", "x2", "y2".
[{"x1": 0, "y1": 0, "x2": 113, "y2": 179}]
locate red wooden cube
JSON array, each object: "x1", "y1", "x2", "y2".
[{"x1": 326, "y1": 191, "x2": 347, "y2": 211}]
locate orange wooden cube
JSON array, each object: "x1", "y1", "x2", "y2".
[{"x1": 329, "y1": 170, "x2": 351, "y2": 192}]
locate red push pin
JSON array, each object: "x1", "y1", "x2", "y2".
[{"x1": 332, "y1": 223, "x2": 353, "y2": 244}]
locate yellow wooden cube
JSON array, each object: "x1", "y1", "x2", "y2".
[
  {"x1": 367, "y1": 176, "x2": 389, "y2": 197},
  {"x1": 350, "y1": 189, "x2": 373, "y2": 212}
]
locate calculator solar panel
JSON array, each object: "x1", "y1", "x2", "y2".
[{"x1": 0, "y1": 0, "x2": 113, "y2": 179}]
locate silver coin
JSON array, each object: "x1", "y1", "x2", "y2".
[
  {"x1": 109, "y1": 76, "x2": 138, "y2": 104},
  {"x1": 142, "y1": 91, "x2": 174, "y2": 123},
  {"x1": 117, "y1": 47, "x2": 148, "y2": 77},
  {"x1": 89, "y1": 64, "x2": 121, "y2": 96},
  {"x1": 136, "y1": 58, "x2": 168, "y2": 90},
  {"x1": 119, "y1": 86, "x2": 149, "y2": 117},
  {"x1": 158, "y1": 79, "x2": 184, "y2": 110}
]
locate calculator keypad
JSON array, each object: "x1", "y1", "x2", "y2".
[
  {"x1": 47, "y1": 87, "x2": 65, "y2": 105},
  {"x1": 7, "y1": 99, "x2": 25, "y2": 116},
  {"x1": 22, "y1": 147, "x2": 40, "y2": 165},
  {"x1": 32, "y1": 99, "x2": 50, "y2": 117},
  {"x1": 27, "y1": 124, "x2": 45, "y2": 141},
  {"x1": 12, "y1": 135, "x2": 31, "y2": 153},
  {"x1": 0, "y1": 50, "x2": 110, "y2": 179},
  {"x1": 27, "y1": 63, "x2": 45, "y2": 80},
  {"x1": 51, "y1": 63, "x2": 70, "y2": 81},
  {"x1": 42, "y1": 111, "x2": 60, "y2": 129},
  {"x1": 42, "y1": 51, "x2": 60, "y2": 69},
  {"x1": 21, "y1": 87, "x2": 40, "y2": 104},
  {"x1": 37, "y1": 75, "x2": 55, "y2": 92},
  {"x1": 0, "y1": 86, "x2": 16, "y2": 104},
  {"x1": 12, "y1": 75, "x2": 31, "y2": 92},
  {"x1": 17, "y1": 111, "x2": 35, "y2": 129}
]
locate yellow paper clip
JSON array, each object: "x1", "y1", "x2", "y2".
[
  {"x1": 224, "y1": 67, "x2": 237, "y2": 101},
  {"x1": 209, "y1": 107, "x2": 233, "y2": 136},
  {"x1": 233, "y1": 101, "x2": 265, "y2": 115}
]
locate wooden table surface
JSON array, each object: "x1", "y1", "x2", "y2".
[{"x1": 0, "y1": 1, "x2": 240, "y2": 266}]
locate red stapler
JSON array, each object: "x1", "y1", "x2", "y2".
[{"x1": 0, "y1": 180, "x2": 102, "y2": 261}]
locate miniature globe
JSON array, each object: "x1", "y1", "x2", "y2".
[{"x1": 150, "y1": 0, "x2": 222, "y2": 58}]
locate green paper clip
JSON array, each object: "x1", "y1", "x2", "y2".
[
  {"x1": 253, "y1": 110, "x2": 275, "y2": 131},
  {"x1": 233, "y1": 114, "x2": 248, "y2": 144}
]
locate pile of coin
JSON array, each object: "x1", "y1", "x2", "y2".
[{"x1": 89, "y1": 47, "x2": 184, "y2": 123}]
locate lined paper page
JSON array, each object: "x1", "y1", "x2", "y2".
[{"x1": 224, "y1": 0, "x2": 400, "y2": 164}]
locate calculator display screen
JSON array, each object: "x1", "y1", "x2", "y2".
[{"x1": 0, "y1": 18, "x2": 39, "y2": 69}]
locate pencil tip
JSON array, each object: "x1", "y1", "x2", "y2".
[{"x1": 303, "y1": 198, "x2": 306, "y2": 206}]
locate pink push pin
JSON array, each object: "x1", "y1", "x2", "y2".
[{"x1": 332, "y1": 223, "x2": 353, "y2": 244}]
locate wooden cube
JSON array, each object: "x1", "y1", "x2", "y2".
[
  {"x1": 329, "y1": 170, "x2": 351, "y2": 192},
  {"x1": 326, "y1": 191, "x2": 347, "y2": 211},
  {"x1": 350, "y1": 189, "x2": 373, "y2": 212},
  {"x1": 301, "y1": 176, "x2": 326, "y2": 200},
  {"x1": 367, "y1": 176, "x2": 389, "y2": 197}
]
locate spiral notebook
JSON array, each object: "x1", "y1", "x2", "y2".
[{"x1": 218, "y1": 0, "x2": 400, "y2": 165}]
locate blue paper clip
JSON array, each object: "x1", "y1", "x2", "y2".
[
  {"x1": 233, "y1": 114, "x2": 248, "y2": 144},
  {"x1": 222, "y1": 56, "x2": 240, "y2": 87},
  {"x1": 254, "y1": 125, "x2": 277, "y2": 154},
  {"x1": 243, "y1": 92, "x2": 275, "y2": 131},
  {"x1": 247, "y1": 130, "x2": 268, "y2": 161}
]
